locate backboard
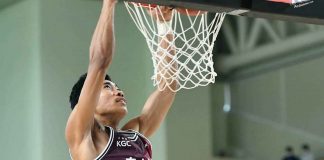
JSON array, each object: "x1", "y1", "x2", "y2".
[{"x1": 123, "y1": 0, "x2": 324, "y2": 25}]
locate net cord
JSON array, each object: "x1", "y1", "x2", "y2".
[{"x1": 124, "y1": 2, "x2": 226, "y2": 92}]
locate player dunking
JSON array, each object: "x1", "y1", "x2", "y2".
[{"x1": 65, "y1": 0, "x2": 176, "y2": 159}]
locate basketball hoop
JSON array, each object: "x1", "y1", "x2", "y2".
[{"x1": 124, "y1": 2, "x2": 226, "y2": 92}]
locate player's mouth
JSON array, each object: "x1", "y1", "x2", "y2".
[{"x1": 115, "y1": 97, "x2": 127, "y2": 105}]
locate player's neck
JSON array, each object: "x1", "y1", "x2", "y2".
[{"x1": 95, "y1": 120, "x2": 119, "y2": 131}]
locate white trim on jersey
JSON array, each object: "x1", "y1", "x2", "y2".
[
  {"x1": 118, "y1": 130, "x2": 139, "y2": 141},
  {"x1": 128, "y1": 129, "x2": 153, "y2": 149},
  {"x1": 96, "y1": 126, "x2": 114, "y2": 160}
]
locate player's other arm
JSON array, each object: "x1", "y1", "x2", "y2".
[
  {"x1": 123, "y1": 7, "x2": 176, "y2": 138},
  {"x1": 65, "y1": 0, "x2": 117, "y2": 150}
]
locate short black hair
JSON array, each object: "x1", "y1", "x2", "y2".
[{"x1": 69, "y1": 73, "x2": 111, "y2": 110}]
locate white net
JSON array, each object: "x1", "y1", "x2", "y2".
[{"x1": 124, "y1": 2, "x2": 226, "y2": 92}]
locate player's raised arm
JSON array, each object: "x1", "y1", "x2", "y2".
[
  {"x1": 122, "y1": 7, "x2": 177, "y2": 137},
  {"x1": 65, "y1": 0, "x2": 117, "y2": 150}
]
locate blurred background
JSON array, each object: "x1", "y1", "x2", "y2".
[{"x1": 0, "y1": 0, "x2": 323, "y2": 159}]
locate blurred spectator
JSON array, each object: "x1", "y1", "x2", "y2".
[
  {"x1": 217, "y1": 150, "x2": 227, "y2": 157},
  {"x1": 282, "y1": 146, "x2": 300, "y2": 160},
  {"x1": 300, "y1": 144, "x2": 314, "y2": 160},
  {"x1": 215, "y1": 150, "x2": 234, "y2": 160}
]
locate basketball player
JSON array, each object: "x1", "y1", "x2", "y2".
[{"x1": 65, "y1": 0, "x2": 176, "y2": 159}]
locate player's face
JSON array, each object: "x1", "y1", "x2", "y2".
[{"x1": 95, "y1": 80, "x2": 128, "y2": 121}]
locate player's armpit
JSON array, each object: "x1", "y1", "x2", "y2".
[{"x1": 122, "y1": 117, "x2": 141, "y2": 131}]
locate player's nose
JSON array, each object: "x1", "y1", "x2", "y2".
[{"x1": 114, "y1": 90, "x2": 124, "y2": 97}]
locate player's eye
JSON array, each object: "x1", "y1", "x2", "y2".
[{"x1": 104, "y1": 84, "x2": 112, "y2": 89}]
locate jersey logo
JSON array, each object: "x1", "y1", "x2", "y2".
[
  {"x1": 116, "y1": 133, "x2": 139, "y2": 147},
  {"x1": 117, "y1": 140, "x2": 131, "y2": 147}
]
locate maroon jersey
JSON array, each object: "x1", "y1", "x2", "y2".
[
  {"x1": 71, "y1": 127, "x2": 152, "y2": 160},
  {"x1": 69, "y1": 126, "x2": 152, "y2": 160},
  {"x1": 95, "y1": 126, "x2": 152, "y2": 160}
]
